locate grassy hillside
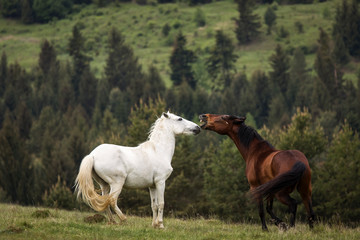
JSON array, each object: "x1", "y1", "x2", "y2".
[
  {"x1": 0, "y1": 0, "x2": 357, "y2": 87},
  {"x1": 0, "y1": 203, "x2": 359, "y2": 240}
]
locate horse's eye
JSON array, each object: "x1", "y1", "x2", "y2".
[{"x1": 178, "y1": 118, "x2": 183, "y2": 121}]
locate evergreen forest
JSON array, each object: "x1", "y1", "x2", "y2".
[{"x1": 0, "y1": 0, "x2": 360, "y2": 226}]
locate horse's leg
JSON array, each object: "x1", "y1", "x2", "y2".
[
  {"x1": 266, "y1": 198, "x2": 283, "y2": 226},
  {"x1": 149, "y1": 187, "x2": 158, "y2": 228},
  {"x1": 109, "y1": 181, "x2": 127, "y2": 221},
  {"x1": 257, "y1": 198, "x2": 268, "y2": 231},
  {"x1": 93, "y1": 172, "x2": 115, "y2": 223},
  {"x1": 101, "y1": 184, "x2": 116, "y2": 223},
  {"x1": 298, "y1": 188, "x2": 315, "y2": 228},
  {"x1": 155, "y1": 180, "x2": 166, "y2": 229},
  {"x1": 276, "y1": 192, "x2": 297, "y2": 229}
]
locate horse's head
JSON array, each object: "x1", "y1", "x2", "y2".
[
  {"x1": 199, "y1": 114, "x2": 246, "y2": 135},
  {"x1": 162, "y1": 112, "x2": 200, "y2": 135}
]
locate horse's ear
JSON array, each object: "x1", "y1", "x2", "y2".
[
  {"x1": 234, "y1": 116, "x2": 246, "y2": 124},
  {"x1": 162, "y1": 112, "x2": 169, "y2": 118}
]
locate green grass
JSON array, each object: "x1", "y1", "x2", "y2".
[
  {"x1": 0, "y1": 0, "x2": 358, "y2": 85},
  {"x1": 0, "y1": 203, "x2": 359, "y2": 240}
]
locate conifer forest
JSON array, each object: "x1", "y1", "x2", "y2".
[{"x1": 0, "y1": 0, "x2": 360, "y2": 226}]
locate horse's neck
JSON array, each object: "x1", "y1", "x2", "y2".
[
  {"x1": 228, "y1": 131, "x2": 250, "y2": 160},
  {"x1": 148, "y1": 126, "x2": 176, "y2": 161}
]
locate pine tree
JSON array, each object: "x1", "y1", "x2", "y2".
[
  {"x1": 347, "y1": 0, "x2": 360, "y2": 57},
  {"x1": 21, "y1": 0, "x2": 33, "y2": 24},
  {"x1": 250, "y1": 70, "x2": 271, "y2": 127},
  {"x1": 39, "y1": 40, "x2": 59, "y2": 76},
  {"x1": 269, "y1": 44, "x2": 290, "y2": 107},
  {"x1": 169, "y1": 32, "x2": 197, "y2": 89},
  {"x1": 0, "y1": 51, "x2": 7, "y2": 97},
  {"x1": 315, "y1": 123, "x2": 360, "y2": 222},
  {"x1": 0, "y1": 112, "x2": 33, "y2": 204},
  {"x1": 264, "y1": 6, "x2": 276, "y2": 35},
  {"x1": 206, "y1": 30, "x2": 238, "y2": 90},
  {"x1": 332, "y1": 32, "x2": 350, "y2": 66},
  {"x1": 289, "y1": 48, "x2": 311, "y2": 109},
  {"x1": 143, "y1": 64, "x2": 166, "y2": 102},
  {"x1": 79, "y1": 67, "x2": 97, "y2": 117},
  {"x1": 68, "y1": 25, "x2": 90, "y2": 98},
  {"x1": 314, "y1": 28, "x2": 342, "y2": 104},
  {"x1": 234, "y1": 0, "x2": 261, "y2": 45}
]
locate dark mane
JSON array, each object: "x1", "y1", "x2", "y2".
[{"x1": 237, "y1": 124, "x2": 274, "y2": 149}]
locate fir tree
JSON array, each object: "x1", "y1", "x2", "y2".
[
  {"x1": 250, "y1": 70, "x2": 271, "y2": 127},
  {"x1": 264, "y1": 6, "x2": 276, "y2": 35},
  {"x1": 0, "y1": 51, "x2": 7, "y2": 97},
  {"x1": 21, "y1": 0, "x2": 33, "y2": 24},
  {"x1": 206, "y1": 30, "x2": 238, "y2": 90},
  {"x1": 234, "y1": 0, "x2": 261, "y2": 45},
  {"x1": 314, "y1": 28, "x2": 342, "y2": 104},
  {"x1": 169, "y1": 32, "x2": 197, "y2": 89},
  {"x1": 0, "y1": 112, "x2": 33, "y2": 204},
  {"x1": 39, "y1": 40, "x2": 59, "y2": 76},
  {"x1": 143, "y1": 64, "x2": 166, "y2": 102},
  {"x1": 269, "y1": 44, "x2": 290, "y2": 107},
  {"x1": 79, "y1": 67, "x2": 97, "y2": 117},
  {"x1": 68, "y1": 25, "x2": 90, "y2": 98}
]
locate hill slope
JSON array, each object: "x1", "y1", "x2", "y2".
[
  {"x1": 0, "y1": 203, "x2": 359, "y2": 240},
  {"x1": 1, "y1": 1, "x2": 357, "y2": 86}
]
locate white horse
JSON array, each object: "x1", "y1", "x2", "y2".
[{"x1": 75, "y1": 112, "x2": 200, "y2": 228}]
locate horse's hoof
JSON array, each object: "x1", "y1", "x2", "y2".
[
  {"x1": 158, "y1": 223, "x2": 165, "y2": 229},
  {"x1": 278, "y1": 222, "x2": 288, "y2": 231}
]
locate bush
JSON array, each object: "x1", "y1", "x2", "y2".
[{"x1": 42, "y1": 176, "x2": 77, "y2": 210}]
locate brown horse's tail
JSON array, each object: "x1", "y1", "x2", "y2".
[
  {"x1": 251, "y1": 161, "x2": 306, "y2": 200},
  {"x1": 74, "y1": 155, "x2": 112, "y2": 212}
]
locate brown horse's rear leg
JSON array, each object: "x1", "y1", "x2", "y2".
[
  {"x1": 300, "y1": 194, "x2": 315, "y2": 228},
  {"x1": 266, "y1": 198, "x2": 284, "y2": 226},
  {"x1": 257, "y1": 198, "x2": 268, "y2": 231},
  {"x1": 276, "y1": 193, "x2": 297, "y2": 229}
]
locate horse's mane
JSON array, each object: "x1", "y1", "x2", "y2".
[
  {"x1": 147, "y1": 117, "x2": 163, "y2": 141},
  {"x1": 237, "y1": 124, "x2": 274, "y2": 149}
]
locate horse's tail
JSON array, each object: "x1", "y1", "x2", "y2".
[
  {"x1": 251, "y1": 161, "x2": 306, "y2": 200},
  {"x1": 74, "y1": 155, "x2": 112, "y2": 212}
]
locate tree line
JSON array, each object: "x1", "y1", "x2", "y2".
[
  {"x1": 1, "y1": 0, "x2": 326, "y2": 24},
  {"x1": 0, "y1": 0, "x2": 360, "y2": 224}
]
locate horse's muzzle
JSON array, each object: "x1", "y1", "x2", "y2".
[
  {"x1": 199, "y1": 114, "x2": 208, "y2": 129},
  {"x1": 192, "y1": 126, "x2": 201, "y2": 135}
]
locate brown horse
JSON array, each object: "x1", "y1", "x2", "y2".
[{"x1": 199, "y1": 114, "x2": 315, "y2": 231}]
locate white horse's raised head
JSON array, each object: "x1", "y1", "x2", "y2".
[{"x1": 161, "y1": 111, "x2": 200, "y2": 135}]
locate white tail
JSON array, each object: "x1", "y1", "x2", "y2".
[{"x1": 74, "y1": 155, "x2": 112, "y2": 212}]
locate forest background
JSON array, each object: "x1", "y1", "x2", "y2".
[{"x1": 0, "y1": 0, "x2": 360, "y2": 226}]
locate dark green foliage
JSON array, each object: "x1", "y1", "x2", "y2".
[
  {"x1": 269, "y1": 44, "x2": 291, "y2": 114},
  {"x1": 162, "y1": 23, "x2": 171, "y2": 37},
  {"x1": 32, "y1": 0, "x2": 73, "y2": 23},
  {"x1": 250, "y1": 70, "x2": 271, "y2": 127},
  {"x1": 21, "y1": 0, "x2": 34, "y2": 24},
  {"x1": 264, "y1": 6, "x2": 276, "y2": 35},
  {"x1": 170, "y1": 32, "x2": 197, "y2": 89},
  {"x1": 206, "y1": 30, "x2": 238, "y2": 90},
  {"x1": 315, "y1": 123, "x2": 360, "y2": 222},
  {"x1": 0, "y1": 51, "x2": 7, "y2": 98},
  {"x1": 194, "y1": 8, "x2": 206, "y2": 27},
  {"x1": 42, "y1": 176, "x2": 77, "y2": 210},
  {"x1": 79, "y1": 68, "x2": 97, "y2": 116},
  {"x1": 332, "y1": 0, "x2": 360, "y2": 57},
  {"x1": 143, "y1": 65, "x2": 166, "y2": 102},
  {"x1": 204, "y1": 139, "x2": 253, "y2": 221},
  {"x1": 234, "y1": 0, "x2": 261, "y2": 45},
  {"x1": 0, "y1": 0, "x2": 21, "y2": 18},
  {"x1": 278, "y1": 108, "x2": 326, "y2": 160},
  {"x1": 68, "y1": 25, "x2": 91, "y2": 98},
  {"x1": 0, "y1": 112, "x2": 33, "y2": 204},
  {"x1": 314, "y1": 28, "x2": 343, "y2": 109}
]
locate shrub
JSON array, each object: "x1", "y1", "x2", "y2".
[{"x1": 42, "y1": 176, "x2": 77, "y2": 210}]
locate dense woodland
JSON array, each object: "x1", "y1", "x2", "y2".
[{"x1": 0, "y1": 0, "x2": 360, "y2": 226}]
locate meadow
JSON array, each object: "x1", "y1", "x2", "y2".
[
  {"x1": 0, "y1": 203, "x2": 359, "y2": 240},
  {"x1": 1, "y1": 0, "x2": 357, "y2": 86}
]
